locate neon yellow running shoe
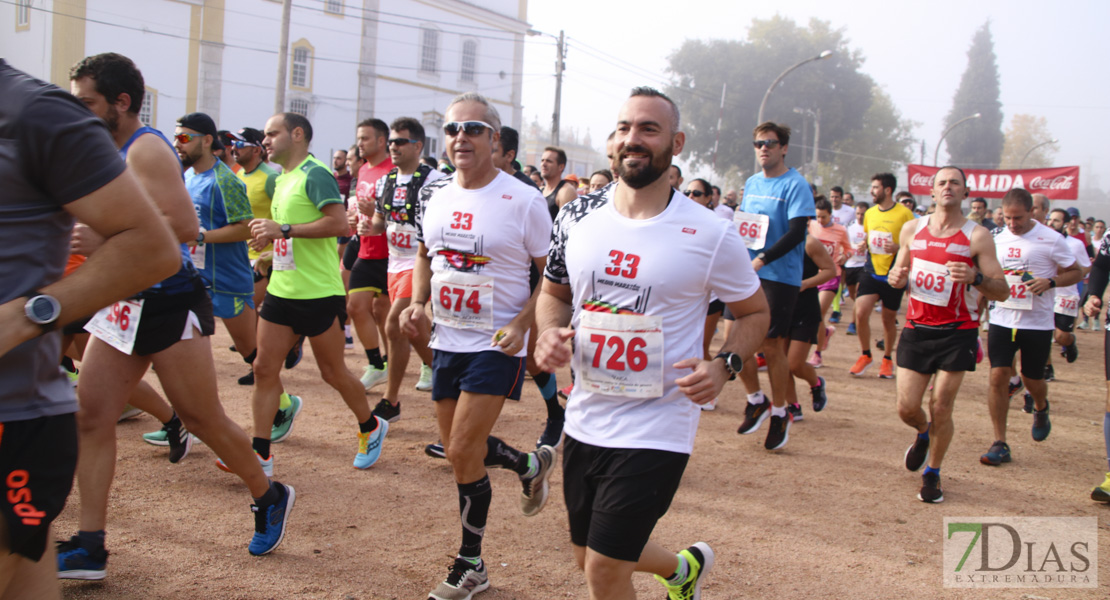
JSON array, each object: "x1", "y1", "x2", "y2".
[
  {"x1": 653, "y1": 542, "x2": 715, "y2": 600},
  {"x1": 1092, "y1": 473, "x2": 1110, "y2": 503}
]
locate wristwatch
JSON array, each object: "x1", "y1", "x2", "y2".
[
  {"x1": 196, "y1": 231, "x2": 206, "y2": 244},
  {"x1": 972, "y1": 271, "x2": 984, "y2": 286},
  {"x1": 755, "y1": 252, "x2": 767, "y2": 263},
  {"x1": 24, "y1": 294, "x2": 61, "y2": 334},
  {"x1": 280, "y1": 224, "x2": 292, "y2": 239},
  {"x1": 1049, "y1": 278, "x2": 1057, "y2": 289},
  {"x1": 715, "y1": 351, "x2": 743, "y2": 380}
]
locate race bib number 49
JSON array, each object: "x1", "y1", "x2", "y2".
[
  {"x1": 84, "y1": 299, "x2": 144, "y2": 355},
  {"x1": 273, "y1": 238, "x2": 295, "y2": 271},
  {"x1": 733, "y1": 211, "x2": 769, "y2": 250},
  {"x1": 575, "y1": 311, "x2": 664, "y2": 399},
  {"x1": 431, "y1": 270, "x2": 494, "y2": 330}
]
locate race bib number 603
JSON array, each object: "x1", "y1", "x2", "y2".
[{"x1": 575, "y1": 311, "x2": 664, "y2": 398}]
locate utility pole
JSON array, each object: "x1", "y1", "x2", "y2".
[
  {"x1": 274, "y1": 0, "x2": 292, "y2": 114},
  {"x1": 812, "y1": 107, "x2": 821, "y2": 173},
  {"x1": 712, "y1": 83, "x2": 726, "y2": 172},
  {"x1": 551, "y1": 30, "x2": 565, "y2": 146}
]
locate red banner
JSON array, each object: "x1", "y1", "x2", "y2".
[{"x1": 907, "y1": 164, "x2": 1080, "y2": 200}]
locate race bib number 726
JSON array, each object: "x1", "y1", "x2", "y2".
[{"x1": 575, "y1": 311, "x2": 664, "y2": 398}]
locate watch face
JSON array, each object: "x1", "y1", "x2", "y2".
[{"x1": 29, "y1": 296, "x2": 58, "y2": 322}]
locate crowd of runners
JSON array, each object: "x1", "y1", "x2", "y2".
[{"x1": 2, "y1": 51, "x2": 1110, "y2": 600}]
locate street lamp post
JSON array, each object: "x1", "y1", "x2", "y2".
[
  {"x1": 1020, "y1": 138, "x2": 1059, "y2": 168},
  {"x1": 754, "y1": 50, "x2": 834, "y2": 172},
  {"x1": 933, "y1": 113, "x2": 981, "y2": 166}
]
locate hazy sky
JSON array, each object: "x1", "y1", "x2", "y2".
[{"x1": 521, "y1": 0, "x2": 1110, "y2": 192}]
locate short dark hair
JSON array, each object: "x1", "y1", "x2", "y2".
[
  {"x1": 814, "y1": 197, "x2": 832, "y2": 212},
  {"x1": 937, "y1": 165, "x2": 968, "y2": 186},
  {"x1": 686, "y1": 178, "x2": 712, "y2": 195},
  {"x1": 711, "y1": 185, "x2": 721, "y2": 195},
  {"x1": 855, "y1": 201, "x2": 870, "y2": 210},
  {"x1": 1001, "y1": 187, "x2": 1033, "y2": 211},
  {"x1": 543, "y1": 146, "x2": 567, "y2": 166},
  {"x1": 69, "y1": 52, "x2": 145, "y2": 114},
  {"x1": 871, "y1": 173, "x2": 897, "y2": 194},
  {"x1": 753, "y1": 121, "x2": 791, "y2": 146},
  {"x1": 348, "y1": 144, "x2": 361, "y2": 160},
  {"x1": 356, "y1": 118, "x2": 389, "y2": 139},
  {"x1": 670, "y1": 164, "x2": 682, "y2": 178},
  {"x1": 590, "y1": 169, "x2": 613, "y2": 184},
  {"x1": 1049, "y1": 208, "x2": 1070, "y2": 223},
  {"x1": 970, "y1": 197, "x2": 988, "y2": 207},
  {"x1": 282, "y1": 112, "x2": 313, "y2": 143},
  {"x1": 499, "y1": 126, "x2": 520, "y2": 156},
  {"x1": 390, "y1": 117, "x2": 425, "y2": 146},
  {"x1": 629, "y1": 86, "x2": 680, "y2": 133},
  {"x1": 830, "y1": 186, "x2": 844, "y2": 195}
]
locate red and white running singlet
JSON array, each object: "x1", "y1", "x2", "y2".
[{"x1": 905, "y1": 216, "x2": 980, "y2": 329}]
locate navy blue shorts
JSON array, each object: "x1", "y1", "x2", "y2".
[{"x1": 431, "y1": 349, "x2": 525, "y2": 401}]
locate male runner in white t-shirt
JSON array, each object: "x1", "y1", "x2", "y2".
[
  {"x1": 981, "y1": 188, "x2": 1082, "y2": 466},
  {"x1": 535, "y1": 87, "x2": 769, "y2": 600},
  {"x1": 1045, "y1": 208, "x2": 1090, "y2": 365}
]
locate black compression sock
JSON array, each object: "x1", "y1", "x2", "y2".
[
  {"x1": 365, "y1": 348, "x2": 384, "y2": 370},
  {"x1": 484, "y1": 436, "x2": 530, "y2": 475},
  {"x1": 457, "y1": 476, "x2": 491, "y2": 558},
  {"x1": 252, "y1": 437, "x2": 271, "y2": 459}
]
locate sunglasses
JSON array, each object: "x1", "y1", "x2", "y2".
[
  {"x1": 174, "y1": 132, "x2": 203, "y2": 144},
  {"x1": 684, "y1": 189, "x2": 706, "y2": 198},
  {"x1": 229, "y1": 140, "x2": 259, "y2": 149},
  {"x1": 752, "y1": 140, "x2": 781, "y2": 149},
  {"x1": 387, "y1": 138, "x2": 419, "y2": 147},
  {"x1": 443, "y1": 121, "x2": 492, "y2": 137}
]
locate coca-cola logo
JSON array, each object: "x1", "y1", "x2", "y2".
[
  {"x1": 1029, "y1": 175, "x2": 1076, "y2": 191},
  {"x1": 910, "y1": 173, "x2": 935, "y2": 187}
]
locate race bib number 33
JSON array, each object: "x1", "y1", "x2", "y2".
[{"x1": 575, "y1": 311, "x2": 664, "y2": 398}]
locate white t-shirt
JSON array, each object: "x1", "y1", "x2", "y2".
[
  {"x1": 416, "y1": 171, "x2": 552, "y2": 356},
  {"x1": 844, "y1": 221, "x2": 867, "y2": 268},
  {"x1": 990, "y1": 221, "x2": 1076, "y2": 331},
  {"x1": 832, "y1": 203, "x2": 856, "y2": 227},
  {"x1": 546, "y1": 186, "x2": 762, "y2": 454},
  {"x1": 1056, "y1": 235, "x2": 1091, "y2": 299},
  {"x1": 713, "y1": 203, "x2": 734, "y2": 221},
  {"x1": 374, "y1": 168, "x2": 445, "y2": 273}
]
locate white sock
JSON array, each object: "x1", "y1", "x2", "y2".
[
  {"x1": 747, "y1": 391, "x2": 765, "y2": 405},
  {"x1": 771, "y1": 405, "x2": 787, "y2": 418},
  {"x1": 1010, "y1": 375, "x2": 1021, "y2": 386}
]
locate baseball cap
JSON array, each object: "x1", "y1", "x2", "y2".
[
  {"x1": 237, "y1": 127, "x2": 266, "y2": 146},
  {"x1": 1066, "y1": 207, "x2": 1080, "y2": 218},
  {"x1": 177, "y1": 112, "x2": 223, "y2": 150}
]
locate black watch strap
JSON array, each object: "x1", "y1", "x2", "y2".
[{"x1": 972, "y1": 271, "x2": 984, "y2": 286}]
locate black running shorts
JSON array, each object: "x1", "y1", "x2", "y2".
[
  {"x1": 858, "y1": 274, "x2": 905, "y2": 311},
  {"x1": 0, "y1": 414, "x2": 77, "y2": 560},
  {"x1": 259, "y1": 294, "x2": 347, "y2": 338},
  {"x1": 131, "y1": 282, "x2": 215, "y2": 356},
  {"x1": 896, "y1": 325, "x2": 979, "y2": 374},
  {"x1": 761, "y1": 279, "x2": 800, "y2": 339},
  {"x1": 843, "y1": 266, "x2": 864, "y2": 287},
  {"x1": 562, "y1": 436, "x2": 689, "y2": 562},
  {"x1": 706, "y1": 299, "x2": 725, "y2": 316},
  {"x1": 348, "y1": 257, "x2": 387, "y2": 295},
  {"x1": 342, "y1": 236, "x2": 360, "y2": 271},
  {"x1": 431, "y1": 349, "x2": 525, "y2": 402},
  {"x1": 788, "y1": 291, "x2": 821, "y2": 344},
  {"x1": 987, "y1": 324, "x2": 1053, "y2": 379},
  {"x1": 1054, "y1": 312, "x2": 1076, "y2": 333}
]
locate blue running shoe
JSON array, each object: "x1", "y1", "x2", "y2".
[
  {"x1": 980, "y1": 440, "x2": 1012, "y2": 466},
  {"x1": 829, "y1": 311, "x2": 841, "y2": 324},
  {"x1": 249, "y1": 483, "x2": 295, "y2": 556},
  {"x1": 1032, "y1": 401, "x2": 1051, "y2": 442},
  {"x1": 57, "y1": 536, "x2": 108, "y2": 580},
  {"x1": 354, "y1": 417, "x2": 388, "y2": 469},
  {"x1": 846, "y1": 322, "x2": 857, "y2": 336}
]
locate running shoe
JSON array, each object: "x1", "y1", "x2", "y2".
[
  {"x1": 425, "y1": 442, "x2": 446, "y2": 459},
  {"x1": 786, "y1": 403, "x2": 803, "y2": 422},
  {"x1": 820, "y1": 325, "x2": 836, "y2": 351},
  {"x1": 980, "y1": 440, "x2": 1012, "y2": 466},
  {"x1": 849, "y1": 354, "x2": 873, "y2": 377},
  {"x1": 1044, "y1": 364, "x2": 1055, "y2": 382},
  {"x1": 1008, "y1": 378, "x2": 1025, "y2": 398},
  {"x1": 878, "y1": 357, "x2": 895, "y2": 379},
  {"x1": 811, "y1": 376, "x2": 828, "y2": 412},
  {"x1": 271, "y1": 394, "x2": 303, "y2": 443},
  {"x1": 536, "y1": 417, "x2": 564, "y2": 448},
  {"x1": 360, "y1": 364, "x2": 387, "y2": 390},
  {"x1": 557, "y1": 384, "x2": 573, "y2": 400},
  {"x1": 653, "y1": 542, "x2": 715, "y2": 600},
  {"x1": 699, "y1": 398, "x2": 718, "y2": 411},
  {"x1": 807, "y1": 351, "x2": 823, "y2": 368},
  {"x1": 1063, "y1": 343, "x2": 1078, "y2": 363},
  {"x1": 345, "y1": 336, "x2": 355, "y2": 350},
  {"x1": 737, "y1": 396, "x2": 770, "y2": 434},
  {"x1": 142, "y1": 425, "x2": 170, "y2": 446},
  {"x1": 829, "y1": 311, "x2": 841, "y2": 324},
  {"x1": 1023, "y1": 392, "x2": 1034, "y2": 414},
  {"x1": 248, "y1": 482, "x2": 295, "y2": 556},
  {"x1": 1092, "y1": 473, "x2": 1110, "y2": 502},
  {"x1": 428, "y1": 557, "x2": 490, "y2": 600},
  {"x1": 918, "y1": 471, "x2": 944, "y2": 503},
  {"x1": 354, "y1": 417, "x2": 388, "y2": 469},
  {"x1": 904, "y1": 427, "x2": 930, "y2": 472},
  {"x1": 118, "y1": 404, "x2": 142, "y2": 422},
  {"x1": 166, "y1": 418, "x2": 193, "y2": 464},
  {"x1": 284, "y1": 336, "x2": 304, "y2": 370},
  {"x1": 56, "y1": 536, "x2": 108, "y2": 580},
  {"x1": 1032, "y1": 400, "x2": 1051, "y2": 441},
  {"x1": 876, "y1": 338, "x2": 885, "y2": 351},
  {"x1": 846, "y1": 322, "x2": 857, "y2": 336},
  {"x1": 1078, "y1": 319, "x2": 1090, "y2": 331},
  {"x1": 371, "y1": 398, "x2": 401, "y2": 423},
  {"x1": 217, "y1": 450, "x2": 274, "y2": 477},
  {"x1": 764, "y1": 413, "x2": 791, "y2": 451},
  {"x1": 756, "y1": 353, "x2": 768, "y2": 371},
  {"x1": 415, "y1": 364, "x2": 434, "y2": 391},
  {"x1": 238, "y1": 369, "x2": 255, "y2": 386},
  {"x1": 520, "y1": 445, "x2": 556, "y2": 517}
]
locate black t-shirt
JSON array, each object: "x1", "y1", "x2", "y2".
[{"x1": 0, "y1": 59, "x2": 126, "y2": 420}]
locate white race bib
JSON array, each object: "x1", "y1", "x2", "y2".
[
  {"x1": 85, "y1": 299, "x2": 145, "y2": 355},
  {"x1": 908, "y1": 258, "x2": 951, "y2": 307},
  {"x1": 998, "y1": 274, "x2": 1033, "y2": 310},
  {"x1": 386, "y1": 222, "x2": 419, "y2": 259},
  {"x1": 733, "y1": 211, "x2": 769, "y2": 250},
  {"x1": 190, "y1": 242, "x2": 206, "y2": 270},
  {"x1": 868, "y1": 231, "x2": 894, "y2": 255},
  {"x1": 575, "y1": 311, "x2": 664, "y2": 399},
  {"x1": 1054, "y1": 293, "x2": 1079, "y2": 317},
  {"x1": 272, "y1": 237, "x2": 295, "y2": 271},
  {"x1": 431, "y1": 270, "x2": 494, "y2": 330}
]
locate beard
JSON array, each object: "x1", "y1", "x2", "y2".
[
  {"x1": 616, "y1": 144, "x2": 670, "y2": 190},
  {"x1": 104, "y1": 105, "x2": 120, "y2": 133},
  {"x1": 179, "y1": 147, "x2": 201, "y2": 168}
]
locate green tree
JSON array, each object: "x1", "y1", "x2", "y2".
[
  {"x1": 942, "y1": 22, "x2": 1005, "y2": 168},
  {"x1": 999, "y1": 114, "x2": 1057, "y2": 169},
  {"x1": 664, "y1": 16, "x2": 914, "y2": 190}
]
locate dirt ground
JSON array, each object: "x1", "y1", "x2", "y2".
[{"x1": 56, "y1": 313, "x2": 1110, "y2": 599}]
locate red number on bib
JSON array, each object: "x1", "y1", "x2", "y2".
[
  {"x1": 1010, "y1": 284, "x2": 1027, "y2": 299},
  {"x1": 274, "y1": 238, "x2": 289, "y2": 256},
  {"x1": 439, "y1": 286, "x2": 481, "y2": 313},
  {"x1": 589, "y1": 334, "x2": 648, "y2": 372},
  {"x1": 390, "y1": 232, "x2": 411, "y2": 248},
  {"x1": 738, "y1": 222, "x2": 762, "y2": 238},
  {"x1": 107, "y1": 303, "x2": 131, "y2": 331},
  {"x1": 914, "y1": 271, "x2": 946, "y2": 293}
]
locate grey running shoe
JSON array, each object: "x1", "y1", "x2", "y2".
[
  {"x1": 428, "y1": 558, "x2": 489, "y2": 600},
  {"x1": 520, "y1": 445, "x2": 556, "y2": 517}
]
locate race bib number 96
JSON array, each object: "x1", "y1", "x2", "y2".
[
  {"x1": 575, "y1": 311, "x2": 664, "y2": 398},
  {"x1": 84, "y1": 299, "x2": 145, "y2": 355}
]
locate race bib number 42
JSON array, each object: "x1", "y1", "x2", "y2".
[
  {"x1": 431, "y1": 270, "x2": 494, "y2": 330},
  {"x1": 998, "y1": 274, "x2": 1033, "y2": 310},
  {"x1": 733, "y1": 211, "x2": 769, "y2": 250},
  {"x1": 575, "y1": 311, "x2": 664, "y2": 399},
  {"x1": 84, "y1": 299, "x2": 145, "y2": 355}
]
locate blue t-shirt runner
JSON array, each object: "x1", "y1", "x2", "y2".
[
  {"x1": 186, "y1": 160, "x2": 254, "y2": 301},
  {"x1": 739, "y1": 167, "x2": 815, "y2": 286}
]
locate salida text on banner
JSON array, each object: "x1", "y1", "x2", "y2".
[{"x1": 907, "y1": 165, "x2": 1079, "y2": 200}]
